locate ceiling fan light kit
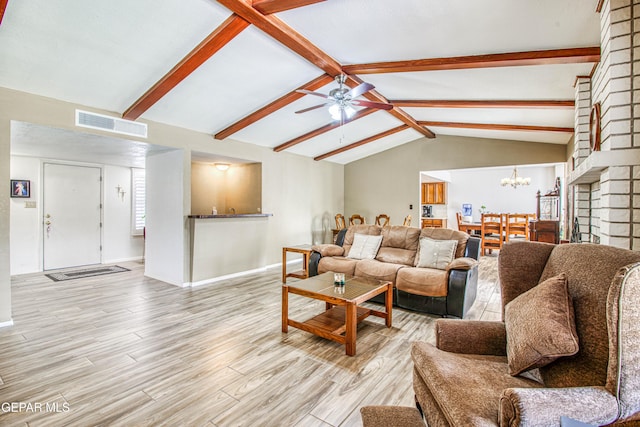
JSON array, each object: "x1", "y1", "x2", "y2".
[{"x1": 295, "y1": 74, "x2": 391, "y2": 121}]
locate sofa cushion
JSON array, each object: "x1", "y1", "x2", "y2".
[
  {"x1": 396, "y1": 267, "x2": 448, "y2": 297},
  {"x1": 376, "y1": 247, "x2": 417, "y2": 266},
  {"x1": 411, "y1": 341, "x2": 542, "y2": 426},
  {"x1": 416, "y1": 237, "x2": 457, "y2": 270},
  {"x1": 354, "y1": 259, "x2": 406, "y2": 283},
  {"x1": 504, "y1": 273, "x2": 579, "y2": 376},
  {"x1": 420, "y1": 228, "x2": 469, "y2": 259},
  {"x1": 376, "y1": 226, "x2": 420, "y2": 266},
  {"x1": 318, "y1": 256, "x2": 358, "y2": 275},
  {"x1": 342, "y1": 225, "x2": 382, "y2": 256},
  {"x1": 347, "y1": 233, "x2": 383, "y2": 260}
]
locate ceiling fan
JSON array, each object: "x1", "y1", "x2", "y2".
[{"x1": 295, "y1": 74, "x2": 393, "y2": 121}]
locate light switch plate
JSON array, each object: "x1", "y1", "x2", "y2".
[{"x1": 24, "y1": 201, "x2": 36, "y2": 208}]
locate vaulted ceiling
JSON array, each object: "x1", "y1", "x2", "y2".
[{"x1": 0, "y1": 0, "x2": 601, "y2": 164}]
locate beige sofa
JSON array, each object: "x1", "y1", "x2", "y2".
[{"x1": 309, "y1": 224, "x2": 481, "y2": 318}]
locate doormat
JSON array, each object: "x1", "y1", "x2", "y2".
[{"x1": 45, "y1": 265, "x2": 130, "y2": 282}]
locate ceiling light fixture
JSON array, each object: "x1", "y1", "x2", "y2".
[
  {"x1": 328, "y1": 103, "x2": 356, "y2": 121},
  {"x1": 215, "y1": 163, "x2": 230, "y2": 171},
  {"x1": 501, "y1": 167, "x2": 531, "y2": 188}
]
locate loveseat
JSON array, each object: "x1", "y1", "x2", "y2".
[
  {"x1": 309, "y1": 224, "x2": 481, "y2": 318},
  {"x1": 411, "y1": 240, "x2": 640, "y2": 426}
]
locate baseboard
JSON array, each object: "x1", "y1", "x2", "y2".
[
  {"x1": 143, "y1": 272, "x2": 189, "y2": 288},
  {"x1": 265, "y1": 259, "x2": 301, "y2": 271},
  {"x1": 190, "y1": 266, "x2": 269, "y2": 287},
  {"x1": 103, "y1": 256, "x2": 143, "y2": 264},
  {"x1": 190, "y1": 259, "x2": 304, "y2": 287},
  {"x1": 0, "y1": 319, "x2": 14, "y2": 328}
]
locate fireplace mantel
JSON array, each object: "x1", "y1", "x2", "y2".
[{"x1": 568, "y1": 148, "x2": 640, "y2": 185}]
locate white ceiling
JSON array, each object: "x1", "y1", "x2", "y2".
[
  {"x1": 10, "y1": 122, "x2": 176, "y2": 168},
  {"x1": 0, "y1": 0, "x2": 600, "y2": 165}
]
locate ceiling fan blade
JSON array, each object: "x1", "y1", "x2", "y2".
[
  {"x1": 295, "y1": 103, "x2": 329, "y2": 114},
  {"x1": 296, "y1": 89, "x2": 330, "y2": 99},
  {"x1": 347, "y1": 82, "x2": 374, "y2": 99},
  {"x1": 351, "y1": 99, "x2": 393, "y2": 110}
]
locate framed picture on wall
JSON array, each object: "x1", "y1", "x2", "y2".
[{"x1": 10, "y1": 179, "x2": 30, "y2": 198}]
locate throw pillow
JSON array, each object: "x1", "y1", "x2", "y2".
[
  {"x1": 416, "y1": 237, "x2": 458, "y2": 270},
  {"x1": 504, "y1": 273, "x2": 579, "y2": 376},
  {"x1": 347, "y1": 233, "x2": 383, "y2": 260}
]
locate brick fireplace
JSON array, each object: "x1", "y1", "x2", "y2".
[{"x1": 568, "y1": 0, "x2": 640, "y2": 250}]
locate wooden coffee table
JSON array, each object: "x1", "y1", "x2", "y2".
[{"x1": 282, "y1": 272, "x2": 392, "y2": 356}]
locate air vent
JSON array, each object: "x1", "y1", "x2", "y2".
[{"x1": 75, "y1": 110, "x2": 147, "y2": 138}]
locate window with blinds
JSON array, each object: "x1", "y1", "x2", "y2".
[{"x1": 131, "y1": 168, "x2": 145, "y2": 236}]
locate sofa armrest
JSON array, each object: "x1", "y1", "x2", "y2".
[
  {"x1": 464, "y1": 236, "x2": 481, "y2": 260},
  {"x1": 446, "y1": 263, "x2": 479, "y2": 318},
  {"x1": 447, "y1": 257, "x2": 478, "y2": 271},
  {"x1": 499, "y1": 386, "x2": 618, "y2": 427},
  {"x1": 436, "y1": 319, "x2": 506, "y2": 355},
  {"x1": 311, "y1": 244, "x2": 344, "y2": 257}
]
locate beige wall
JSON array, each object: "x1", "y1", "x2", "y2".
[
  {"x1": 0, "y1": 87, "x2": 344, "y2": 293},
  {"x1": 225, "y1": 163, "x2": 261, "y2": 215},
  {"x1": 191, "y1": 163, "x2": 228, "y2": 215},
  {"x1": 191, "y1": 162, "x2": 262, "y2": 215},
  {"x1": 0, "y1": 112, "x2": 10, "y2": 323},
  {"x1": 344, "y1": 134, "x2": 567, "y2": 226}
]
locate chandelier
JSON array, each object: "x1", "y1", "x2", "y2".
[{"x1": 501, "y1": 167, "x2": 531, "y2": 188}]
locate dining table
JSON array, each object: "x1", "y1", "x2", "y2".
[{"x1": 459, "y1": 221, "x2": 482, "y2": 236}]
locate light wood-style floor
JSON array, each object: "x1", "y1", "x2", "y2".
[{"x1": 0, "y1": 256, "x2": 500, "y2": 426}]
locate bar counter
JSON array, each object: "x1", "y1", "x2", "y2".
[{"x1": 188, "y1": 213, "x2": 273, "y2": 219}]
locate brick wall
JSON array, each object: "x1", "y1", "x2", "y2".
[{"x1": 570, "y1": 0, "x2": 640, "y2": 250}]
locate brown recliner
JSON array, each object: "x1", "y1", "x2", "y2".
[{"x1": 412, "y1": 241, "x2": 640, "y2": 426}]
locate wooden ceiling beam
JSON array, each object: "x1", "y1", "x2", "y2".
[
  {"x1": 390, "y1": 100, "x2": 575, "y2": 109},
  {"x1": 314, "y1": 125, "x2": 409, "y2": 161},
  {"x1": 417, "y1": 121, "x2": 574, "y2": 133},
  {"x1": 345, "y1": 75, "x2": 435, "y2": 138},
  {"x1": 273, "y1": 108, "x2": 377, "y2": 152},
  {"x1": 252, "y1": 0, "x2": 326, "y2": 14},
  {"x1": 215, "y1": 1, "x2": 434, "y2": 142},
  {"x1": 343, "y1": 47, "x2": 600, "y2": 74},
  {"x1": 215, "y1": 73, "x2": 333, "y2": 139},
  {"x1": 216, "y1": 0, "x2": 343, "y2": 76},
  {"x1": 123, "y1": 14, "x2": 249, "y2": 120},
  {"x1": 0, "y1": 0, "x2": 9, "y2": 26}
]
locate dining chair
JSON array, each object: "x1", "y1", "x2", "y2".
[
  {"x1": 375, "y1": 214, "x2": 390, "y2": 227},
  {"x1": 335, "y1": 213, "x2": 346, "y2": 230},
  {"x1": 402, "y1": 215, "x2": 412, "y2": 227},
  {"x1": 480, "y1": 213, "x2": 504, "y2": 255},
  {"x1": 349, "y1": 214, "x2": 366, "y2": 225},
  {"x1": 456, "y1": 212, "x2": 463, "y2": 231},
  {"x1": 505, "y1": 213, "x2": 529, "y2": 242}
]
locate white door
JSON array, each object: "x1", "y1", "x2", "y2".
[{"x1": 43, "y1": 163, "x2": 102, "y2": 270}]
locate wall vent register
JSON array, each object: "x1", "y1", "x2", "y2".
[{"x1": 76, "y1": 110, "x2": 148, "y2": 138}]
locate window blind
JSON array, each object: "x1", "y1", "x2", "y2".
[{"x1": 131, "y1": 168, "x2": 145, "y2": 236}]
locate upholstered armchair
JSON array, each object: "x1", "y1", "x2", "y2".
[{"x1": 411, "y1": 241, "x2": 640, "y2": 426}]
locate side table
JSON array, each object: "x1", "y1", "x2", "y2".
[{"x1": 282, "y1": 244, "x2": 313, "y2": 283}]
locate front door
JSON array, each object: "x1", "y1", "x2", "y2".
[{"x1": 43, "y1": 163, "x2": 102, "y2": 270}]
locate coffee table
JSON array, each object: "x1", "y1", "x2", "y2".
[{"x1": 282, "y1": 272, "x2": 392, "y2": 356}]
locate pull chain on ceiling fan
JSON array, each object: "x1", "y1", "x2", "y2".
[{"x1": 295, "y1": 74, "x2": 393, "y2": 122}]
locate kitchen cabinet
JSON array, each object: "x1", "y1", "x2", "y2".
[
  {"x1": 421, "y1": 218, "x2": 447, "y2": 229},
  {"x1": 421, "y1": 182, "x2": 446, "y2": 205}
]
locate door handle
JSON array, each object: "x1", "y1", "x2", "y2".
[
  {"x1": 45, "y1": 220, "x2": 51, "y2": 225},
  {"x1": 45, "y1": 214, "x2": 51, "y2": 218}
]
